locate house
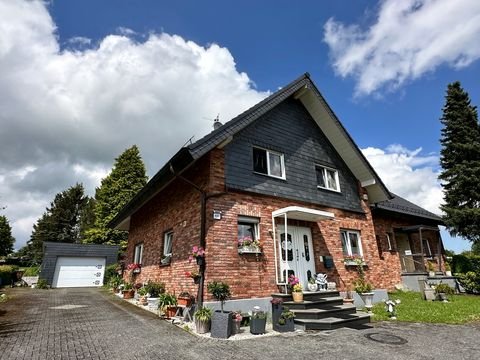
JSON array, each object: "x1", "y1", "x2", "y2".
[{"x1": 110, "y1": 73, "x2": 444, "y2": 309}]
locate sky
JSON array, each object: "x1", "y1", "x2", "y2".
[{"x1": 0, "y1": 0, "x2": 479, "y2": 253}]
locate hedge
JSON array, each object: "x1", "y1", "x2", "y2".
[
  {"x1": 0, "y1": 265, "x2": 19, "y2": 287},
  {"x1": 452, "y1": 254, "x2": 480, "y2": 274}
]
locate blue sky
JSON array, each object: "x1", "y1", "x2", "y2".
[{"x1": 0, "y1": 0, "x2": 479, "y2": 253}]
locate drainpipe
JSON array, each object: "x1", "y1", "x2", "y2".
[{"x1": 169, "y1": 163, "x2": 225, "y2": 309}]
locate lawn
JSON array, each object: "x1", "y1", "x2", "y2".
[{"x1": 372, "y1": 291, "x2": 480, "y2": 324}]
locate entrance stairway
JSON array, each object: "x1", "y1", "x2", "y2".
[{"x1": 271, "y1": 291, "x2": 371, "y2": 331}]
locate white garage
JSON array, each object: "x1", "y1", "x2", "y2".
[{"x1": 52, "y1": 256, "x2": 106, "y2": 288}]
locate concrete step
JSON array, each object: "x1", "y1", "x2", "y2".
[
  {"x1": 283, "y1": 296, "x2": 344, "y2": 309},
  {"x1": 271, "y1": 290, "x2": 340, "y2": 302},
  {"x1": 294, "y1": 312, "x2": 372, "y2": 331},
  {"x1": 291, "y1": 304, "x2": 357, "y2": 320}
]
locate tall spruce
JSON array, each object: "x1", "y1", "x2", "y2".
[
  {"x1": 84, "y1": 145, "x2": 148, "y2": 250},
  {"x1": 439, "y1": 81, "x2": 480, "y2": 244},
  {"x1": 27, "y1": 184, "x2": 89, "y2": 262},
  {"x1": 0, "y1": 215, "x2": 15, "y2": 256}
]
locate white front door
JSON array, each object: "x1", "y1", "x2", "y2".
[{"x1": 278, "y1": 225, "x2": 315, "y2": 289}]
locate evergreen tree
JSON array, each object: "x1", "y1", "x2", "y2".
[
  {"x1": 28, "y1": 184, "x2": 88, "y2": 262},
  {"x1": 439, "y1": 81, "x2": 480, "y2": 244},
  {"x1": 84, "y1": 145, "x2": 148, "y2": 250},
  {"x1": 0, "y1": 215, "x2": 15, "y2": 256}
]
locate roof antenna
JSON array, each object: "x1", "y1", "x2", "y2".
[{"x1": 213, "y1": 114, "x2": 222, "y2": 130}]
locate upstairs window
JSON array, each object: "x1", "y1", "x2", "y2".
[
  {"x1": 341, "y1": 230, "x2": 363, "y2": 257},
  {"x1": 134, "y1": 243, "x2": 144, "y2": 264},
  {"x1": 316, "y1": 165, "x2": 340, "y2": 192},
  {"x1": 253, "y1": 147, "x2": 285, "y2": 179}
]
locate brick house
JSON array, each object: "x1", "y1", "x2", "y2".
[{"x1": 110, "y1": 73, "x2": 444, "y2": 307}]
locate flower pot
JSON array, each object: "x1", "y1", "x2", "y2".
[
  {"x1": 250, "y1": 317, "x2": 267, "y2": 335},
  {"x1": 271, "y1": 303, "x2": 282, "y2": 325},
  {"x1": 147, "y1": 297, "x2": 160, "y2": 309},
  {"x1": 138, "y1": 295, "x2": 148, "y2": 306},
  {"x1": 232, "y1": 319, "x2": 242, "y2": 335},
  {"x1": 123, "y1": 290, "x2": 135, "y2": 299},
  {"x1": 195, "y1": 319, "x2": 211, "y2": 334},
  {"x1": 274, "y1": 318, "x2": 295, "y2": 333},
  {"x1": 307, "y1": 283, "x2": 318, "y2": 292},
  {"x1": 359, "y1": 292, "x2": 374, "y2": 311},
  {"x1": 178, "y1": 297, "x2": 193, "y2": 307},
  {"x1": 211, "y1": 310, "x2": 232, "y2": 339},
  {"x1": 292, "y1": 292, "x2": 303, "y2": 302},
  {"x1": 164, "y1": 306, "x2": 177, "y2": 319},
  {"x1": 445, "y1": 271, "x2": 452, "y2": 276},
  {"x1": 343, "y1": 298, "x2": 354, "y2": 304},
  {"x1": 437, "y1": 293, "x2": 448, "y2": 302}
]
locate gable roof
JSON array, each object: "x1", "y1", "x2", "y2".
[
  {"x1": 373, "y1": 193, "x2": 443, "y2": 224},
  {"x1": 110, "y1": 73, "x2": 392, "y2": 230}
]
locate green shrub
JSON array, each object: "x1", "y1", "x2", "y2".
[
  {"x1": 104, "y1": 264, "x2": 119, "y2": 286},
  {"x1": 452, "y1": 254, "x2": 480, "y2": 274},
  {"x1": 456, "y1": 272, "x2": 480, "y2": 293},
  {"x1": 434, "y1": 283, "x2": 455, "y2": 295},
  {"x1": 0, "y1": 265, "x2": 18, "y2": 287},
  {"x1": 23, "y1": 266, "x2": 40, "y2": 277},
  {"x1": 36, "y1": 279, "x2": 48, "y2": 289}
]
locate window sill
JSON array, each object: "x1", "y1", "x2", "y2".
[
  {"x1": 238, "y1": 247, "x2": 262, "y2": 255},
  {"x1": 159, "y1": 263, "x2": 171, "y2": 267},
  {"x1": 344, "y1": 260, "x2": 367, "y2": 266},
  {"x1": 317, "y1": 185, "x2": 341, "y2": 193},
  {"x1": 253, "y1": 171, "x2": 286, "y2": 181}
]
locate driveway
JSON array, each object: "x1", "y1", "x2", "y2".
[{"x1": 0, "y1": 288, "x2": 479, "y2": 360}]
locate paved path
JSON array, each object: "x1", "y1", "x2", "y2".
[{"x1": 1, "y1": 288, "x2": 479, "y2": 360}]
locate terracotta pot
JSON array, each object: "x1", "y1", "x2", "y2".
[
  {"x1": 292, "y1": 292, "x2": 303, "y2": 302},
  {"x1": 123, "y1": 290, "x2": 134, "y2": 299},
  {"x1": 178, "y1": 297, "x2": 193, "y2": 307},
  {"x1": 164, "y1": 306, "x2": 177, "y2": 319}
]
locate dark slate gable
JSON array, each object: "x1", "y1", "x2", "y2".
[{"x1": 225, "y1": 97, "x2": 363, "y2": 212}]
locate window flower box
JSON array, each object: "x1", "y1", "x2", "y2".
[{"x1": 238, "y1": 245, "x2": 262, "y2": 254}]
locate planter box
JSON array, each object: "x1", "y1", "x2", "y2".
[
  {"x1": 195, "y1": 319, "x2": 210, "y2": 334},
  {"x1": 274, "y1": 318, "x2": 295, "y2": 333},
  {"x1": 250, "y1": 317, "x2": 267, "y2": 335},
  {"x1": 211, "y1": 311, "x2": 232, "y2": 339},
  {"x1": 178, "y1": 297, "x2": 193, "y2": 307},
  {"x1": 271, "y1": 303, "x2": 282, "y2": 326},
  {"x1": 231, "y1": 319, "x2": 242, "y2": 335}
]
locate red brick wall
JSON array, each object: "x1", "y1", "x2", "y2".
[{"x1": 124, "y1": 147, "x2": 437, "y2": 300}]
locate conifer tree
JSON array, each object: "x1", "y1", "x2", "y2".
[
  {"x1": 439, "y1": 81, "x2": 480, "y2": 244},
  {"x1": 84, "y1": 145, "x2": 148, "y2": 250},
  {"x1": 0, "y1": 215, "x2": 15, "y2": 256}
]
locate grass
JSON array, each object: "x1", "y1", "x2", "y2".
[{"x1": 372, "y1": 291, "x2": 480, "y2": 324}]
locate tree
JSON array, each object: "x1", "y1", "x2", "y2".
[
  {"x1": 0, "y1": 215, "x2": 15, "y2": 256},
  {"x1": 27, "y1": 184, "x2": 89, "y2": 262},
  {"x1": 439, "y1": 81, "x2": 480, "y2": 244},
  {"x1": 472, "y1": 242, "x2": 480, "y2": 256},
  {"x1": 84, "y1": 145, "x2": 148, "y2": 250}
]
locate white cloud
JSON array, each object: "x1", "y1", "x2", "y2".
[
  {"x1": 362, "y1": 145, "x2": 442, "y2": 214},
  {"x1": 0, "y1": 0, "x2": 268, "y2": 249},
  {"x1": 324, "y1": 0, "x2": 480, "y2": 96}
]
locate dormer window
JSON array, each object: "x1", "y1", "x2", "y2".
[
  {"x1": 316, "y1": 165, "x2": 340, "y2": 192},
  {"x1": 253, "y1": 147, "x2": 285, "y2": 179}
]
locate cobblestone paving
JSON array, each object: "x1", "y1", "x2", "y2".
[{"x1": 1, "y1": 288, "x2": 479, "y2": 360}]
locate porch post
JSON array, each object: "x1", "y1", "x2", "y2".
[
  {"x1": 437, "y1": 231, "x2": 442, "y2": 271},
  {"x1": 272, "y1": 214, "x2": 279, "y2": 286},
  {"x1": 419, "y1": 227, "x2": 425, "y2": 272},
  {"x1": 284, "y1": 213, "x2": 288, "y2": 294}
]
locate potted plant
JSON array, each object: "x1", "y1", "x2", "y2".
[
  {"x1": 427, "y1": 261, "x2": 436, "y2": 277},
  {"x1": 127, "y1": 263, "x2": 141, "y2": 274},
  {"x1": 343, "y1": 285, "x2": 354, "y2": 304},
  {"x1": 109, "y1": 275, "x2": 122, "y2": 293},
  {"x1": 250, "y1": 307, "x2": 267, "y2": 334},
  {"x1": 271, "y1": 297, "x2": 283, "y2": 325},
  {"x1": 307, "y1": 277, "x2": 318, "y2": 292},
  {"x1": 122, "y1": 282, "x2": 135, "y2": 299},
  {"x1": 434, "y1": 283, "x2": 454, "y2": 302},
  {"x1": 185, "y1": 270, "x2": 201, "y2": 284},
  {"x1": 289, "y1": 275, "x2": 303, "y2": 302},
  {"x1": 353, "y1": 258, "x2": 374, "y2": 311},
  {"x1": 194, "y1": 306, "x2": 213, "y2": 334},
  {"x1": 189, "y1": 246, "x2": 205, "y2": 265},
  {"x1": 231, "y1": 311, "x2": 243, "y2": 335},
  {"x1": 207, "y1": 281, "x2": 232, "y2": 339},
  {"x1": 275, "y1": 308, "x2": 295, "y2": 332},
  {"x1": 137, "y1": 286, "x2": 148, "y2": 306},
  {"x1": 445, "y1": 262, "x2": 452, "y2": 276},
  {"x1": 145, "y1": 281, "x2": 165, "y2": 309},
  {"x1": 159, "y1": 293, "x2": 177, "y2": 318},
  {"x1": 178, "y1": 291, "x2": 194, "y2": 307},
  {"x1": 237, "y1": 236, "x2": 261, "y2": 253}
]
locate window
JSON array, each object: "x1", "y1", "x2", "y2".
[
  {"x1": 134, "y1": 243, "x2": 143, "y2": 264},
  {"x1": 163, "y1": 231, "x2": 173, "y2": 257},
  {"x1": 253, "y1": 147, "x2": 285, "y2": 179},
  {"x1": 316, "y1": 165, "x2": 340, "y2": 192},
  {"x1": 386, "y1": 232, "x2": 393, "y2": 251},
  {"x1": 237, "y1": 216, "x2": 260, "y2": 248},
  {"x1": 422, "y1": 239, "x2": 432, "y2": 256},
  {"x1": 340, "y1": 230, "x2": 363, "y2": 257}
]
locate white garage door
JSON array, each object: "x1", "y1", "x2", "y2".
[{"x1": 52, "y1": 257, "x2": 106, "y2": 288}]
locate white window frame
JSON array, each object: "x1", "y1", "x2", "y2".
[
  {"x1": 253, "y1": 146, "x2": 286, "y2": 180},
  {"x1": 237, "y1": 216, "x2": 260, "y2": 242},
  {"x1": 134, "y1": 243, "x2": 144, "y2": 265},
  {"x1": 386, "y1": 233, "x2": 393, "y2": 251},
  {"x1": 316, "y1": 164, "x2": 340, "y2": 192},
  {"x1": 163, "y1": 230, "x2": 173, "y2": 257},
  {"x1": 340, "y1": 230, "x2": 363, "y2": 257},
  {"x1": 423, "y1": 239, "x2": 432, "y2": 256}
]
